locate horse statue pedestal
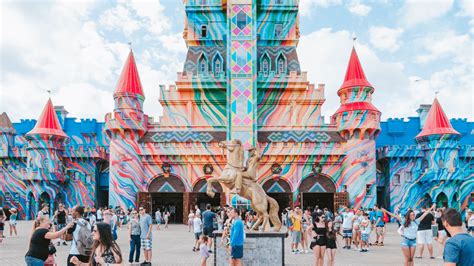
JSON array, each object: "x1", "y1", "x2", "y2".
[{"x1": 213, "y1": 229, "x2": 288, "y2": 266}]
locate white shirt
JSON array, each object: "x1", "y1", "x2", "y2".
[
  {"x1": 195, "y1": 209, "x2": 201, "y2": 215},
  {"x1": 468, "y1": 215, "x2": 474, "y2": 227},
  {"x1": 193, "y1": 217, "x2": 202, "y2": 233},
  {"x1": 360, "y1": 218, "x2": 371, "y2": 234},
  {"x1": 96, "y1": 210, "x2": 102, "y2": 220},
  {"x1": 70, "y1": 218, "x2": 91, "y2": 255},
  {"x1": 342, "y1": 212, "x2": 354, "y2": 229},
  {"x1": 188, "y1": 213, "x2": 194, "y2": 221},
  {"x1": 155, "y1": 211, "x2": 162, "y2": 220}
]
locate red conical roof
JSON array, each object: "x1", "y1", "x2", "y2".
[
  {"x1": 339, "y1": 47, "x2": 372, "y2": 91},
  {"x1": 114, "y1": 50, "x2": 144, "y2": 96},
  {"x1": 27, "y1": 98, "x2": 67, "y2": 138},
  {"x1": 416, "y1": 98, "x2": 460, "y2": 138}
]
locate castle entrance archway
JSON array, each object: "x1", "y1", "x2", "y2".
[
  {"x1": 192, "y1": 178, "x2": 225, "y2": 213},
  {"x1": 262, "y1": 178, "x2": 292, "y2": 214},
  {"x1": 299, "y1": 174, "x2": 337, "y2": 212},
  {"x1": 146, "y1": 174, "x2": 186, "y2": 224}
]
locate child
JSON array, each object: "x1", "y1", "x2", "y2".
[
  {"x1": 199, "y1": 235, "x2": 210, "y2": 266},
  {"x1": 193, "y1": 213, "x2": 203, "y2": 252},
  {"x1": 360, "y1": 212, "x2": 371, "y2": 252}
]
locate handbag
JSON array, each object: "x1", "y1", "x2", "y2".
[{"x1": 48, "y1": 243, "x2": 57, "y2": 255}]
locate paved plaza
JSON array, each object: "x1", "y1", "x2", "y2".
[{"x1": 0, "y1": 222, "x2": 446, "y2": 266}]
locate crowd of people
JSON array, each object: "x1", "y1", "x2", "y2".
[
  {"x1": 0, "y1": 201, "x2": 473, "y2": 265},
  {"x1": 282, "y1": 203, "x2": 474, "y2": 266}
]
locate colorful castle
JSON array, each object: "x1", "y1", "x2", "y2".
[{"x1": 1, "y1": 0, "x2": 473, "y2": 221}]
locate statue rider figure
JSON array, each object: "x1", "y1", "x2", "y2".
[{"x1": 232, "y1": 146, "x2": 259, "y2": 194}]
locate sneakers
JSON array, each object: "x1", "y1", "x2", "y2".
[
  {"x1": 291, "y1": 250, "x2": 296, "y2": 255},
  {"x1": 192, "y1": 247, "x2": 196, "y2": 252}
]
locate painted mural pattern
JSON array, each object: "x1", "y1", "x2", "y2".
[{"x1": 2, "y1": 1, "x2": 473, "y2": 220}]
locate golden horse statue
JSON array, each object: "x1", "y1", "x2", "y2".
[{"x1": 206, "y1": 139, "x2": 282, "y2": 231}]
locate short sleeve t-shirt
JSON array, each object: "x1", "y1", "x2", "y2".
[
  {"x1": 443, "y1": 233, "x2": 474, "y2": 266},
  {"x1": 57, "y1": 210, "x2": 66, "y2": 224},
  {"x1": 415, "y1": 212, "x2": 434, "y2": 231},
  {"x1": 342, "y1": 212, "x2": 354, "y2": 229},
  {"x1": 400, "y1": 218, "x2": 421, "y2": 240},
  {"x1": 202, "y1": 210, "x2": 215, "y2": 229},
  {"x1": 140, "y1": 214, "x2": 153, "y2": 239},
  {"x1": 25, "y1": 228, "x2": 50, "y2": 261},
  {"x1": 375, "y1": 210, "x2": 384, "y2": 226},
  {"x1": 291, "y1": 214, "x2": 302, "y2": 231},
  {"x1": 193, "y1": 217, "x2": 203, "y2": 233}
]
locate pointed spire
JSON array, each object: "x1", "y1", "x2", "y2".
[
  {"x1": 27, "y1": 98, "x2": 67, "y2": 138},
  {"x1": 339, "y1": 47, "x2": 372, "y2": 91},
  {"x1": 0, "y1": 112, "x2": 16, "y2": 134},
  {"x1": 416, "y1": 98, "x2": 460, "y2": 138},
  {"x1": 114, "y1": 50, "x2": 144, "y2": 96}
]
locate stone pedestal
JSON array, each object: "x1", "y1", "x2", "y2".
[{"x1": 213, "y1": 230, "x2": 288, "y2": 266}]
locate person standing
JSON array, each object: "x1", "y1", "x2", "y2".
[
  {"x1": 202, "y1": 204, "x2": 216, "y2": 252},
  {"x1": 341, "y1": 207, "x2": 354, "y2": 249},
  {"x1": 466, "y1": 210, "x2": 474, "y2": 236},
  {"x1": 193, "y1": 213, "x2": 203, "y2": 252},
  {"x1": 229, "y1": 208, "x2": 244, "y2": 266},
  {"x1": 325, "y1": 220, "x2": 338, "y2": 266},
  {"x1": 0, "y1": 208, "x2": 5, "y2": 239},
  {"x1": 360, "y1": 212, "x2": 371, "y2": 252},
  {"x1": 66, "y1": 206, "x2": 92, "y2": 266},
  {"x1": 383, "y1": 204, "x2": 435, "y2": 266},
  {"x1": 9, "y1": 208, "x2": 18, "y2": 237},
  {"x1": 164, "y1": 210, "x2": 170, "y2": 229},
  {"x1": 37, "y1": 204, "x2": 50, "y2": 220},
  {"x1": 128, "y1": 210, "x2": 141, "y2": 264},
  {"x1": 110, "y1": 209, "x2": 118, "y2": 241},
  {"x1": 441, "y1": 208, "x2": 474, "y2": 266},
  {"x1": 70, "y1": 222, "x2": 123, "y2": 266},
  {"x1": 96, "y1": 208, "x2": 103, "y2": 223},
  {"x1": 199, "y1": 235, "x2": 210, "y2": 266},
  {"x1": 103, "y1": 207, "x2": 112, "y2": 225},
  {"x1": 309, "y1": 213, "x2": 327, "y2": 266},
  {"x1": 373, "y1": 205, "x2": 385, "y2": 246},
  {"x1": 25, "y1": 216, "x2": 73, "y2": 265},
  {"x1": 155, "y1": 209, "x2": 162, "y2": 231},
  {"x1": 53, "y1": 204, "x2": 67, "y2": 246},
  {"x1": 188, "y1": 210, "x2": 195, "y2": 232},
  {"x1": 415, "y1": 205, "x2": 435, "y2": 259},
  {"x1": 139, "y1": 207, "x2": 153, "y2": 265},
  {"x1": 290, "y1": 207, "x2": 303, "y2": 254}
]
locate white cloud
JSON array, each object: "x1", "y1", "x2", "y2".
[
  {"x1": 158, "y1": 33, "x2": 187, "y2": 54},
  {"x1": 99, "y1": 5, "x2": 141, "y2": 36},
  {"x1": 458, "y1": 0, "x2": 474, "y2": 17},
  {"x1": 400, "y1": 0, "x2": 454, "y2": 26},
  {"x1": 369, "y1": 26, "x2": 404, "y2": 52},
  {"x1": 299, "y1": 0, "x2": 342, "y2": 17},
  {"x1": 347, "y1": 0, "x2": 372, "y2": 16},
  {"x1": 126, "y1": 0, "x2": 170, "y2": 35},
  {"x1": 414, "y1": 30, "x2": 471, "y2": 64}
]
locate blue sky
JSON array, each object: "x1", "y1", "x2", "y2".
[{"x1": 1, "y1": 0, "x2": 472, "y2": 123}]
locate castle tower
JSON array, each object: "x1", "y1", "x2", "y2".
[
  {"x1": 331, "y1": 47, "x2": 381, "y2": 208},
  {"x1": 0, "y1": 112, "x2": 16, "y2": 157},
  {"x1": 415, "y1": 98, "x2": 461, "y2": 208},
  {"x1": 105, "y1": 50, "x2": 148, "y2": 209},
  {"x1": 25, "y1": 98, "x2": 69, "y2": 214}
]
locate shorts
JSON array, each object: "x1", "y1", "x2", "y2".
[
  {"x1": 342, "y1": 229, "x2": 353, "y2": 238},
  {"x1": 468, "y1": 226, "x2": 474, "y2": 232},
  {"x1": 0, "y1": 223, "x2": 4, "y2": 231},
  {"x1": 291, "y1": 231, "x2": 302, "y2": 243},
  {"x1": 194, "y1": 232, "x2": 201, "y2": 240},
  {"x1": 156, "y1": 218, "x2": 162, "y2": 224},
  {"x1": 9, "y1": 220, "x2": 17, "y2": 226},
  {"x1": 141, "y1": 239, "x2": 152, "y2": 250},
  {"x1": 361, "y1": 233, "x2": 370, "y2": 243},
  {"x1": 310, "y1": 236, "x2": 327, "y2": 249},
  {"x1": 203, "y1": 227, "x2": 214, "y2": 237},
  {"x1": 56, "y1": 223, "x2": 66, "y2": 231},
  {"x1": 375, "y1": 226, "x2": 385, "y2": 236},
  {"x1": 416, "y1": 230, "x2": 433, "y2": 244},
  {"x1": 231, "y1": 245, "x2": 243, "y2": 259},
  {"x1": 401, "y1": 237, "x2": 417, "y2": 247}
]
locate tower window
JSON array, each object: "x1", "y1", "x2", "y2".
[
  {"x1": 214, "y1": 59, "x2": 221, "y2": 74},
  {"x1": 393, "y1": 174, "x2": 400, "y2": 185},
  {"x1": 201, "y1": 25, "x2": 207, "y2": 38},
  {"x1": 274, "y1": 23, "x2": 283, "y2": 38},
  {"x1": 262, "y1": 59, "x2": 269, "y2": 75}
]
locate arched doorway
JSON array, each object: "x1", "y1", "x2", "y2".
[
  {"x1": 417, "y1": 193, "x2": 432, "y2": 210},
  {"x1": 436, "y1": 192, "x2": 448, "y2": 208},
  {"x1": 148, "y1": 174, "x2": 186, "y2": 224},
  {"x1": 451, "y1": 192, "x2": 459, "y2": 210},
  {"x1": 299, "y1": 174, "x2": 336, "y2": 211},
  {"x1": 39, "y1": 192, "x2": 51, "y2": 213},
  {"x1": 262, "y1": 178, "x2": 292, "y2": 214},
  {"x1": 192, "y1": 178, "x2": 224, "y2": 212}
]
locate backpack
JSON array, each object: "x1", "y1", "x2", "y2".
[
  {"x1": 383, "y1": 212, "x2": 389, "y2": 223},
  {"x1": 74, "y1": 221, "x2": 93, "y2": 256}
]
